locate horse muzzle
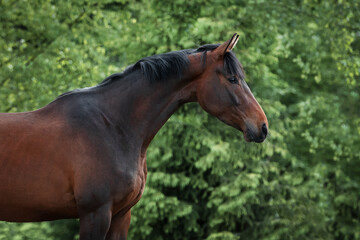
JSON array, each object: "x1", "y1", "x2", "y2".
[{"x1": 244, "y1": 122, "x2": 268, "y2": 143}]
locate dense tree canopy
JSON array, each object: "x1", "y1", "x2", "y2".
[{"x1": 0, "y1": 0, "x2": 359, "y2": 239}]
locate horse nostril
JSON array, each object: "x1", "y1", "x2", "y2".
[{"x1": 262, "y1": 123, "x2": 268, "y2": 137}]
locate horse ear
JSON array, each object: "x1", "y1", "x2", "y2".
[{"x1": 213, "y1": 33, "x2": 239, "y2": 57}]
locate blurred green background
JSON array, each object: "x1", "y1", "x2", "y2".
[{"x1": 1, "y1": 0, "x2": 359, "y2": 239}]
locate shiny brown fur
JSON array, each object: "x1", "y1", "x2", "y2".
[{"x1": 0, "y1": 34, "x2": 267, "y2": 239}]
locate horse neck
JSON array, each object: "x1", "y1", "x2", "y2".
[{"x1": 96, "y1": 67, "x2": 200, "y2": 155}]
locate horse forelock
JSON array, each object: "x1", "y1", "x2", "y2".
[{"x1": 224, "y1": 51, "x2": 246, "y2": 81}]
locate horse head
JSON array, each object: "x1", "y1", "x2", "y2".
[{"x1": 195, "y1": 34, "x2": 268, "y2": 143}]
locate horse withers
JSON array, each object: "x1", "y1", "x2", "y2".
[{"x1": 0, "y1": 34, "x2": 268, "y2": 239}]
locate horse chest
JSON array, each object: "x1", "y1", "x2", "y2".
[{"x1": 110, "y1": 154, "x2": 147, "y2": 215}]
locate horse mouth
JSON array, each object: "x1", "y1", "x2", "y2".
[
  {"x1": 222, "y1": 120, "x2": 266, "y2": 143},
  {"x1": 247, "y1": 135, "x2": 266, "y2": 143},
  {"x1": 232, "y1": 125, "x2": 260, "y2": 143},
  {"x1": 243, "y1": 126, "x2": 267, "y2": 143},
  {"x1": 236, "y1": 126, "x2": 260, "y2": 143}
]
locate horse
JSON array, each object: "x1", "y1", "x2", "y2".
[{"x1": 0, "y1": 34, "x2": 268, "y2": 239}]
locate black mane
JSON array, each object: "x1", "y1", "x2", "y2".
[{"x1": 98, "y1": 44, "x2": 245, "y2": 86}]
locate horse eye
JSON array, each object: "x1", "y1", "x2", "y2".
[{"x1": 228, "y1": 76, "x2": 238, "y2": 84}]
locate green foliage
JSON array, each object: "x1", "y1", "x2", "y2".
[
  {"x1": 0, "y1": 220, "x2": 78, "y2": 240},
  {"x1": 1, "y1": 0, "x2": 359, "y2": 239}
]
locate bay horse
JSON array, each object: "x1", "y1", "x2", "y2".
[{"x1": 0, "y1": 34, "x2": 268, "y2": 239}]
